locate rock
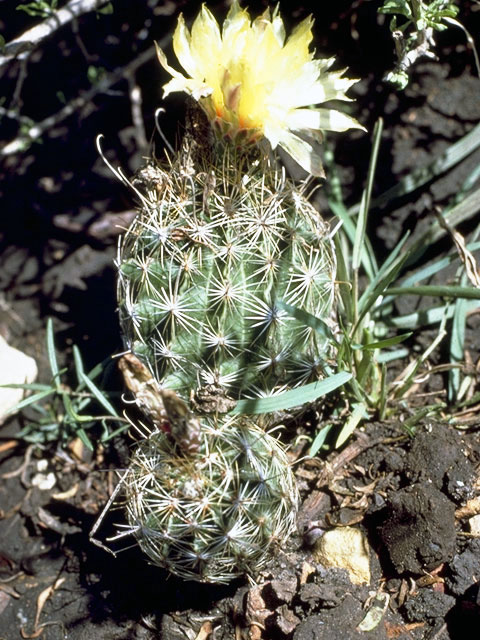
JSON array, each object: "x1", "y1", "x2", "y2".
[
  {"x1": 268, "y1": 572, "x2": 298, "y2": 604},
  {"x1": 0, "y1": 336, "x2": 37, "y2": 424},
  {"x1": 446, "y1": 539, "x2": 480, "y2": 596},
  {"x1": 276, "y1": 605, "x2": 300, "y2": 635},
  {"x1": 403, "y1": 590, "x2": 456, "y2": 622},
  {"x1": 378, "y1": 483, "x2": 456, "y2": 575},
  {"x1": 299, "y1": 583, "x2": 324, "y2": 608},
  {"x1": 312, "y1": 526, "x2": 371, "y2": 585},
  {"x1": 469, "y1": 514, "x2": 480, "y2": 536}
]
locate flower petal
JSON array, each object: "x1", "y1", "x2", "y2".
[
  {"x1": 286, "y1": 108, "x2": 366, "y2": 133},
  {"x1": 172, "y1": 14, "x2": 198, "y2": 78},
  {"x1": 275, "y1": 129, "x2": 325, "y2": 177},
  {"x1": 190, "y1": 5, "x2": 222, "y2": 76},
  {"x1": 223, "y1": 0, "x2": 251, "y2": 42}
]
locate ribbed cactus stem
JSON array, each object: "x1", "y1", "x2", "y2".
[
  {"x1": 116, "y1": 140, "x2": 336, "y2": 417},
  {"x1": 122, "y1": 416, "x2": 298, "y2": 583}
]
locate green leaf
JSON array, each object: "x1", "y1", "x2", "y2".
[
  {"x1": 382, "y1": 300, "x2": 480, "y2": 329},
  {"x1": 352, "y1": 118, "x2": 383, "y2": 272},
  {"x1": 7, "y1": 388, "x2": 55, "y2": 413},
  {"x1": 362, "y1": 124, "x2": 480, "y2": 212},
  {"x1": 97, "y1": 2, "x2": 114, "y2": 14},
  {"x1": 231, "y1": 372, "x2": 352, "y2": 415},
  {"x1": 309, "y1": 423, "x2": 334, "y2": 457},
  {"x1": 448, "y1": 297, "x2": 467, "y2": 402},
  {"x1": 361, "y1": 332, "x2": 412, "y2": 350},
  {"x1": 76, "y1": 428, "x2": 94, "y2": 451},
  {"x1": 357, "y1": 233, "x2": 410, "y2": 317},
  {"x1": 329, "y1": 201, "x2": 376, "y2": 281},
  {"x1": 73, "y1": 344, "x2": 85, "y2": 387},
  {"x1": 276, "y1": 300, "x2": 333, "y2": 339},
  {"x1": 79, "y1": 370, "x2": 119, "y2": 417},
  {"x1": 386, "y1": 285, "x2": 480, "y2": 300},
  {"x1": 378, "y1": 0, "x2": 413, "y2": 18},
  {"x1": 62, "y1": 393, "x2": 95, "y2": 424},
  {"x1": 335, "y1": 402, "x2": 368, "y2": 448},
  {"x1": 46, "y1": 317, "x2": 60, "y2": 389},
  {"x1": 376, "y1": 347, "x2": 409, "y2": 363},
  {"x1": 0, "y1": 382, "x2": 52, "y2": 391}
]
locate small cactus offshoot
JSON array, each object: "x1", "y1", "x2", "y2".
[{"x1": 122, "y1": 416, "x2": 298, "y2": 583}]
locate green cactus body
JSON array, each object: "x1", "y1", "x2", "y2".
[
  {"x1": 123, "y1": 416, "x2": 298, "y2": 583},
  {"x1": 117, "y1": 142, "x2": 336, "y2": 416}
]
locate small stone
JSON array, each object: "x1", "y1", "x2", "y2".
[
  {"x1": 312, "y1": 526, "x2": 371, "y2": 585},
  {"x1": 299, "y1": 583, "x2": 323, "y2": 608},
  {"x1": 469, "y1": 514, "x2": 480, "y2": 536},
  {"x1": 270, "y1": 573, "x2": 298, "y2": 603},
  {"x1": 0, "y1": 336, "x2": 37, "y2": 424},
  {"x1": 446, "y1": 539, "x2": 480, "y2": 596},
  {"x1": 276, "y1": 605, "x2": 300, "y2": 635}
]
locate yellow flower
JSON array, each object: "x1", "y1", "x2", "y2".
[{"x1": 156, "y1": 2, "x2": 365, "y2": 176}]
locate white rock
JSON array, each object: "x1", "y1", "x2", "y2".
[
  {"x1": 469, "y1": 514, "x2": 480, "y2": 536},
  {"x1": 0, "y1": 335, "x2": 38, "y2": 424},
  {"x1": 313, "y1": 526, "x2": 371, "y2": 585}
]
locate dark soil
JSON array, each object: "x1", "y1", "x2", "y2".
[{"x1": 1, "y1": 1, "x2": 480, "y2": 639}]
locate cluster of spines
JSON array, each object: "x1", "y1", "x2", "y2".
[
  {"x1": 122, "y1": 416, "x2": 298, "y2": 583},
  {"x1": 117, "y1": 144, "x2": 336, "y2": 406}
]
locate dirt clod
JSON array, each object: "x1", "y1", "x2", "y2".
[
  {"x1": 403, "y1": 589, "x2": 456, "y2": 622},
  {"x1": 378, "y1": 483, "x2": 456, "y2": 575},
  {"x1": 293, "y1": 595, "x2": 387, "y2": 640},
  {"x1": 407, "y1": 424, "x2": 474, "y2": 503}
]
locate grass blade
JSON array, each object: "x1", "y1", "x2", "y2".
[
  {"x1": 46, "y1": 317, "x2": 60, "y2": 389},
  {"x1": 277, "y1": 300, "x2": 333, "y2": 339},
  {"x1": 386, "y1": 285, "x2": 480, "y2": 300},
  {"x1": 335, "y1": 402, "x2": 368, "y2": 448},
  {"x1": 352, "y1": 118, "x2": 383, "y2": 273},
  {"x1": 361, "y1": 332, "x2": 412, "y2": 350},
  {"x1": 356, "y1": 122, "x2": 480, "y2": 210},
  {"x1": 79, "y1": 371, "x2": 119, "y2": 417},
  {"x1": 309, "y1": 423, "x2": 334, "y2": 457},
  {"x1": 231, "y1": 372, "x2": 352, "y2": 415},
  {"x1": 448, "y1": 297, "x2": 467, "y2": 402},
  {"x1": 7, "y1": 388, "x2": 55, "y2": 413}
]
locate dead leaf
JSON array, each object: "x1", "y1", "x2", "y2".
[
  {"x1": 434, "y1": 208, "x2": 480, "y2": 288},
  {"x1": 384, "y1": 621, "x2": 425, "y2": 638},
  {"x1": 245, "y1": 586, "x2": 270, "y2": 640},
  {"x1": 195, "y1": 620, "x2": 212, "y2": 640},
  {"x1": 21, "y1": 576, "x2": 65, "y2": 638},
  {"x1": 455, "y1": 496, "x2": 480, "y2": 520}
]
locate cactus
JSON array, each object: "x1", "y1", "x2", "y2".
[
  {"x1": 98, "y1": 0, "x2": 365, "y2": 585},
  {"x1": 122, "y1": 415, "x2": 298, "y2": 583},
  {"x1": 116, "y1": 137, "x2": 336, "y2": 418}
]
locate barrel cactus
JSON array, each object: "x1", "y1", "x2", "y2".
[
  {"x1": 123, "y1": 415, "x2": 298, "y2": 583},
  {"x1": 116, "y1": 142, "x2": 336, "y2": 418}
]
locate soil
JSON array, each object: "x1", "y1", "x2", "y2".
[{"x1": 1, "y1": 1, "x2": 480, "y2": 639}]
